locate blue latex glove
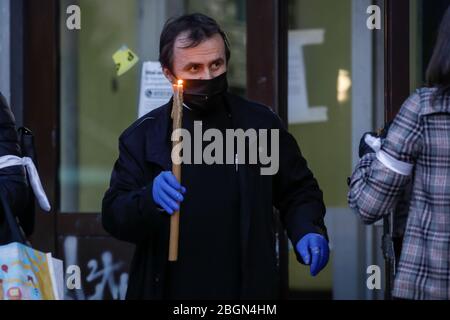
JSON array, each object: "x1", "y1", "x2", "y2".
[
  {"x1": 152, "y1": 171, "x2": 186, "y2": 215},
  {"x1": 296, "y1": 233, "x2": 329, "y2": 277}
]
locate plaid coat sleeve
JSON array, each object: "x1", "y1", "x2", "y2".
[{"x1": 348, "y1": 92, "x2": 423, "y2": 224}]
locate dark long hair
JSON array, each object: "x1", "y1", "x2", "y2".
[{"x1": 426, "y1": 5, "x2": 450, "y2": 100}]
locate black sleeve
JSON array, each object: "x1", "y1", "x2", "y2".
[
  {"x1": 0, "y1": 92, "x2": 21, "y2": 157},
  {"x1": 0, "y1": 93, "x2": 32, "y2": 241},
  {"x1": 101, "y1": 137, "x2": 167, "y2": 244},
  {"x1": 0, "y1": 174, "x2": 31, "y2": 244},
  {"x1": 272, "y1": 115, "x2": 328, "y2": 263}
]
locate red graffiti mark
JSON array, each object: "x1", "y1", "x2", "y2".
[{"x1": 1, "y1": 265, "x2": 8, "y2": 273}]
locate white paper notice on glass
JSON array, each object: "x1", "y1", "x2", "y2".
[{"x1": 138, "y1": 61, "x2": 173, "y2": 118}]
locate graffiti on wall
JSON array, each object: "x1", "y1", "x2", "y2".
[{"x1": 63, "y1": 236, "x2": 128, "y2": 300}]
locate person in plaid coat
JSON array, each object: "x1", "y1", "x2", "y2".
[{"x1": 348, "y1": 7, "x2": 450, "y2": 300}]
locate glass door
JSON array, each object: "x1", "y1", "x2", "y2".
[{"x1": 58, "y1": 0, "x2": 249, "y2": 300}]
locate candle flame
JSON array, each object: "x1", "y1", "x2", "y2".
[{"x1": 177, "y1": 80, "x2": 183, "y2": 86}]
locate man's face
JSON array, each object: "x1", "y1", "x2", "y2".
[{"x1": 163, "y1": 32, "x2": 227, "y2": 82}]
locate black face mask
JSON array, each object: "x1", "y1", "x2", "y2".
[{"x1": 182, "y1": 72, "x2": 228, "y2": 113}]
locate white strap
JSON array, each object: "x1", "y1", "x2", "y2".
[
  {"x1": 0, "y1": 155, "x2": 51, "y2": 212},
  {"x1": 364, "y1": 134, "x2": 382, "y2": 152},
  {"x1": 364, "y1": 135, "x2": 413, "y2": 176},
  {"x1": 376, "y1": 151, "x2": 413, "y2": 176}
]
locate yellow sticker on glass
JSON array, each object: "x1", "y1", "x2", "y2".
[{"x1": 112, "y1": 45, "x2": 139, "y2": 76}]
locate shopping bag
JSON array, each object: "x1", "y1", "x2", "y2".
[{"x1": 0, "y1": 242, "x2": 64, "y2": 300}]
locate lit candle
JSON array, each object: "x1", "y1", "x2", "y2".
[{"x1": 171, "y1": 80, "x2": 183, "y2": 121}]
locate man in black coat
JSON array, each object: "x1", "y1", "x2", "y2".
[{"x1": 102, "y1": 13, "x2": 329, "y2": 300}]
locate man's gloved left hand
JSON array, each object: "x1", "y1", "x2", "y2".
[{"x1": 296, "y1": 233, "x2": 329, "y2": 277}]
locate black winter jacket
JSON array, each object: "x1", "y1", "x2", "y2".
[{"x1": 102, "y1": 93, "x2": 328, "y2": 299}]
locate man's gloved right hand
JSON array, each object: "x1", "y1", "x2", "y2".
[{"x1": 152, "y1": 171, "x2": 186, "y2": 215}]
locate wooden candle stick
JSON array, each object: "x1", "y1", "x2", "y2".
[{"x1": 169, "y1": 79, "x2": 183, "y2": 262}]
